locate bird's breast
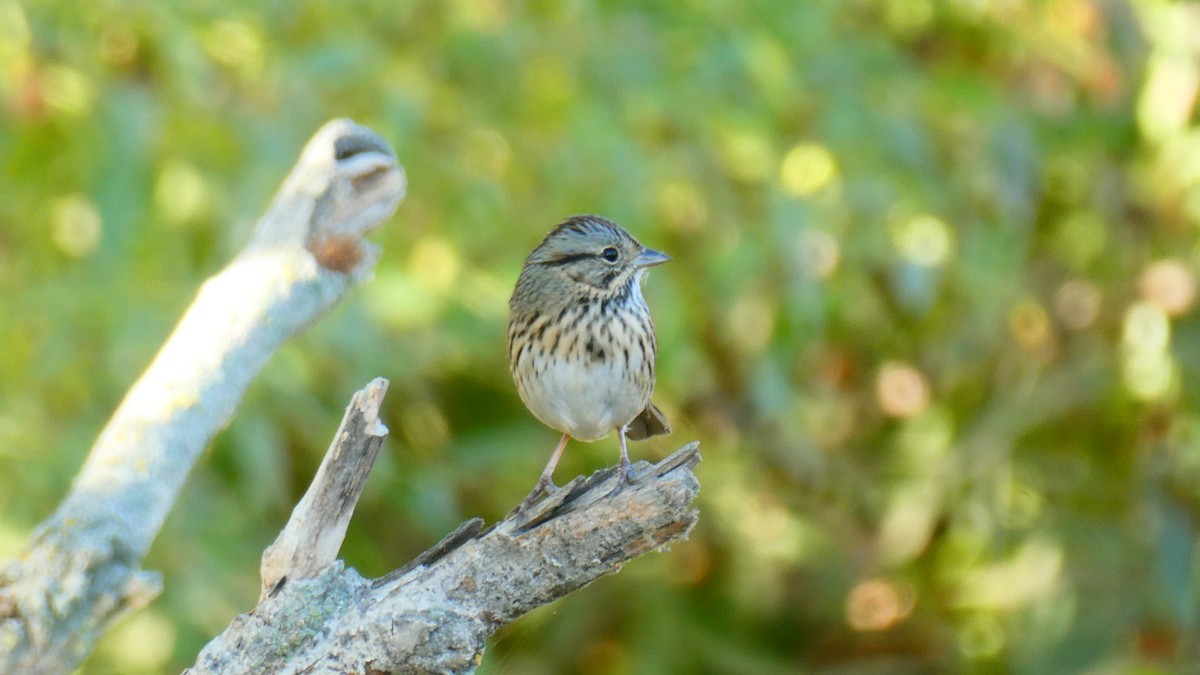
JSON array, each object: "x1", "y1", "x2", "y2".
[
  {"x1": 518, "y1": 358, "x2": 646, "y2": 441},
  {"x1": 509, "y1": 301, "x2": 655, "y2": 441}
]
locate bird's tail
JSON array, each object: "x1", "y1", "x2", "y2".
[{"x1": 626, "y1": 401, "x2": 671, "y2": 440}]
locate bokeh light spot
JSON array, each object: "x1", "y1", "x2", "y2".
[
  {"x1": 1121, "y1": 300, "x2": 1176, "y2": 398},
  {"x1": 452, "y1": 0, "x2": 510, "y2": 33},
  {"x1": 1008, "y1": 299, "x2": 1052, "y2": 351},
  {"x1": 100, "y1": 22, "x2": 138, "y2": 66},
  {"x1": 155, "y1": 160, "x2": 210, "y2": 226},
  {"x1": 1052, "y1": 211, "x2": 1107, "y2": 270},
  {"x1": 846, "y1": 578, "x2": 916, "y2": 631},
  {"x1": 461, "y1": 126, "x2": 511, "y2": 179},
  {"x1": 727, "y1": 295, "x2": 776, "y2": 356},
  {"x1": 885, "y1": 0, "x2": 934, "y2": 35},
  {"x1": 721, "y1": 131, "x2": 773, "y2": 183},
  {"x1": 956, "y1": 538, "x2": 1063, "y2": 610},
  {"x1": 202, "y1": 19, "x2": 263, "y2": 77},
  {"x1": 795, "y1": 228, "x2": 840, "y2": 279},
  {"x1": 1123, "y1": 348, "x2": 1176, "y2": 401},
  {"x1": 51, "y1": 195, "x2": 102, "y2": 258},
  {"x1": 780, "y1": 143, "x2": 838, "y2": 197},
  {"x1": 876, "y1": 361, "x2": 931, "y2": 418},
  {"x1": 1138, "y1": 54, "x2": 1199, "y2": 143},
  {"x1": 1054, "y1": 279, "x2": 1102, "y2": 329},
  {"x1": 1139, "y1": 259, "x2": 1196, "y2": 316},
  {"x1": 1122, "y1": 301, "x2": 1170, "y2": 352},
  {"x1": 879, "y1": 485, "x2": 939, "y2": 564},
  {"x1": 890, "y1": 214, "x2": 953, "y2": 267},
  {"x1": 43, "y1": 65, "x2": 94, "y2": 116}
]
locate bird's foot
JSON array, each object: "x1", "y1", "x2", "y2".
[
  {"x1": 603, "y1": 458, "x2": 636, "y2": 499},
  {"x1": 517, "y1": 476, "x2": 559, "y2": 512}
]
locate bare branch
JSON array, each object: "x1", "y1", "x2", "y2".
[
  {"x1": 0, "y1": 120, "x2": 405, "y2": 674},
  {"x1": 192, "y1": 424, "x2": 701, "y2": 674},
  {"x1": 260, "y1": 378, "x2": 390, "y2": 599}
]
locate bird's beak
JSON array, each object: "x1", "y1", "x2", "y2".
[{"x1": 634, "y1": 248, "x2": 671, "y2": 268}]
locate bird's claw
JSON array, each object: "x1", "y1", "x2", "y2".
[
  {"x1": 604, "y1": 460, "x2": 635, "y2": 499},
  {"x1": 517, "y1": 477, "x2": 559, "y2": 512}
]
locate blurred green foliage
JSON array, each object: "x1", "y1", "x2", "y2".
[{"x1": 3, "y1": 0, "x2": 1200, "y2": 672}]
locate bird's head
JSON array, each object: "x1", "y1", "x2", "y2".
[{"x1": 526, "y1": 215, "x2": 670, "y2": 292}]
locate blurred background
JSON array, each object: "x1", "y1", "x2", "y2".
[{"x1": 2, "y1": 0, "x2": 1199, "y2": 672}]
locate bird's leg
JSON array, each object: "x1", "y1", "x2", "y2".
[
  {"x1": 605, "y1": 424, "x2": 636, "y2": 498},
  {"x1": 618, "y1": 424, "x2": 634, "y2": 482},
  {"x1": 519, "y1": 433, "x2": 570, "y2": 510}
]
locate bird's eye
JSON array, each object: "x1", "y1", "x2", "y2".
[{"x1": 600, "y1": 247, "x2": 620, "y2": 263}]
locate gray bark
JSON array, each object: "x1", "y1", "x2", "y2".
[
  {"x1": 191, "y1": 393, "x2": 701, "y2": 675},
  {"x1": 260, "y1": 378, "x2": 391, "y2": 600},
  {"x1": 0, "y1": 119, "x2": 406, "y2": 674}
]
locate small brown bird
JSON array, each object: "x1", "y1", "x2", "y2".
[{"x1": 508, "y1": 215, "x2": 671, "y2": 508}]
